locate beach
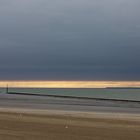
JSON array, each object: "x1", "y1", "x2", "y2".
[
  {"x1": 0, "y1": 109, "x2": 140, "y2": 140},
  {"x1": 0, "y1": 92, "x2": 140, "y2": 139}
]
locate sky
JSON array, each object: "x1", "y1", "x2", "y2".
[{"x1": 0, "y1": 0, "x2": 140, "y2": 82}]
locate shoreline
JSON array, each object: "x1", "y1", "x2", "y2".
[{"x1": 0, "y1": 107, "x2": 140, "y2": 121}]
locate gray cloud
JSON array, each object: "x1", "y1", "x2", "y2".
[{"x1": 0, "y1": 0, "x2": 140, "y2": 80}]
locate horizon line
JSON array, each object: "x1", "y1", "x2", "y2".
[{"x1": 0, "y1": 80, "x2": 140, "y2": 88}]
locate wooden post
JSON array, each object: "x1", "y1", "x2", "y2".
[{"x1": 6, "y1": 85, "x2": 8, "y2": 94}]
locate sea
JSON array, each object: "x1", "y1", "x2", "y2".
[
  {"x1": 0, "y1": 88, "x2": 140, "y2": 113},
  {"x1": 0, "y1": 88, "x2": 140, "y2": 101}
]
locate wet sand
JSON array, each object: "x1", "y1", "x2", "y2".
[{"x1": 0, "y1": 109, "x2": 140, "y2": 140}]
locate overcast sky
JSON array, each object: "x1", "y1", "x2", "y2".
[{"x1": 0, "y1": 0, "x2": 140, "y2": 81}]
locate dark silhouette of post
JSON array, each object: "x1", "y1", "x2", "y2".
[{"x1": 6, "y1": 85, "x2": 9, "y2": 94}]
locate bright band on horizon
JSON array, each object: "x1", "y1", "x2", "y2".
[{"x1": 0, "y1": 81, "x2": 140, "y2": 88}]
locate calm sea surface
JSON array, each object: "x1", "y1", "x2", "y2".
[{"x1": 1, "y1": 88, "x2": 140, "y2": 101}]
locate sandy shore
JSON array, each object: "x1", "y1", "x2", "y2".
[{"x1": 0, "y1": 108, "x2": 140, "y2": 140}]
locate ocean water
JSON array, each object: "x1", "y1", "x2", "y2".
[
  {"x1": 1, "y1": 88, "x2": 140, "y2": 101},
  {"x1": 0, "y1": 88, "x2": 140, "y2": 113}
]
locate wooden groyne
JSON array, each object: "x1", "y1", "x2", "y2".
[{"x1": 7, "y1": 92, "x2": 140, "y2": 104}]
